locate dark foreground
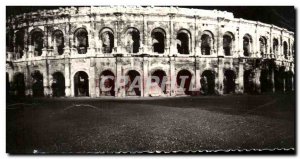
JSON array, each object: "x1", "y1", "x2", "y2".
[{"x1": 7, "y1": 94, "x2": 295, "y2": 154}]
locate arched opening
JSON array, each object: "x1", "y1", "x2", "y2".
[
  {"x1": 243, "y1": 34, "x2": 252, "y2": 57},
  {"x1": 15, "y1": 30, "x2": 25, "y2": 59},
  {"x1": 100, "y1": 70, "x2": 115, "y2": 96},
  {"x1": 126, "y1": 28, "x2": 140, "y2": 53},
  {"x1": 31, "y1": 30, "x2": 44, "y2": 56},
  {"x1": 283, "y1": 41, "x2": 288, "y2": 59},
  {"x1": 201, "y1": 70, "x2": 215, "y2": 95},
  {"x1": 285, "y1": 71, "x2": 293, "y2": 92},
  {"x1": 151, "y1": 28, "x2": 165, "y2": 53},
  {"x1": 150, "y1": 70, "x2": 167, "y2": 95},
  {"x1": 244, "y1": 70, "x2": 254, "y2": 94},
  {"x1": 260, "y1": 69, "x2": 272, "y2": 93},
  {"x1": 74, "y1": 28, "x2": 88, "y2": 54},
  {"x1": 126, "y1": 70, "x2": 141, "y2": 96},
  {"x1": 259, "y1": 36, "x2": 267, "y2": 57},
  {"x1": 223, "y1": 32, "x2": 234, "y2": 56},
  {"x1": 177, "y1": 30, "x2": 190, "y2": 54},
  {"x1": 223, "y1": 69, "x2": 236, "y2": 94},
  {"x1": 201, "y1": 31, "x2": 214, "y2": 55},
  {"x1": 74, "y1": 71, "x2": 89, "y2": 97},
  {"x1": 52, "y1": 72, "x2": 65, "y2": 97},
  {"x1": 176, "y1": 70, "x2": 192, "y2": 95},
  {"x1": 273, "y1": 38, "x2": 279, "y2": 56},
  {"x1": 53, "y1": 30, "x2": 64, "y2": 55},
  {"x1": 274, "y1": 67, "x2": 284, "y2": 92},
  {"x1": 13, "y1": 73, "x2": 25, "y2": 97},
  {"x1": 100, "y1": 29, "x2": 114, "y2": 53},
  {"x1": 32, "y1": 71, "x2": 44, "y2": 97}
]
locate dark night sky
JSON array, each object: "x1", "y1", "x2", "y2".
[{"x1": 6, "y1": 6, "x2": 295, "y2": 32}]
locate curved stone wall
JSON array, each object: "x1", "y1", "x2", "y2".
[{"x1": 6, "y1": 6, "x2": 295, "y2": 97}]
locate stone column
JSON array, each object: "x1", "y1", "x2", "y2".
[
  {"x1": 271, "y1": 68, "x2": 275, "y2": 93},
  {"x1": 237, "y1": 59, "x2": 244, "y2": 93},
  {"x1": 25, "y1": 27, "x2": 33, "y2": 59},
  {"x1": 254, "y1": 68, "x2": 261, "y2": 93},
  {"x1": 42, "y1": 26, "x2": 48, "y2": 57},
  {"x1": 254, "y1": 24, "x2": 259, "y2": 58},
  {"x1": 89, "y1": 58, "x2": 96, "y2": 97},
  {"x1": 88, "y1": 19, "x2": 96, "y2": 56},
  {"x1": 194, "y1": 16, "x2": 201, "y2": 56},
  {"x1": 195, "y1": 58, "x2": 201, "y2": 94},
  {"x1": 217, "y1": 18, "x2": 224, "y2": 57},
  {"x1": 64, "y1": 58, "x2": 71, "y2": 97},
  {"x1": 143, "y1": 14, "x2": 149, "y2": 53},
  {"x1": 25, "y1": 63, "x2": 32, "y2": 96},
  {"x1": 95, "y1": 75, "x2": 100, "y2": 97},
  {"x1": 169, "y1": 13, "x2": 176, "y2": 56},
  {"x1": 217, "y1": 58, "x2": 224, "y2": 95},
  {"x1": 143, "y1": 57, "x2": 149, "y2": 97},
  {"x1": 256, "y1": 31, "x2": 261, "y2": 58},
  {"x1": 237, "y1": 24, "x2": 242, "y2": 57},
  {"x1": 43, "y1": 59, "x2": 50, "y2": 96},
  {"x1": 269, "y1": 28, "x2": 273, "y2": 59},
  {"x1": 115, "y1": 13, "x2": 122, "y2": 53},
  {"x1": 116, "y1": 57, "x2": 124, "y2": 97},
  {"x1": 170, "y1": 57, "x2": 176, "y2": 96},
  {"x1": 114, "y1": 21, "x2": 119, "y2": 53},
  {"x1": 64, "y1": 19, "x2": 71, "y2": 56},
  {"x1": 69, "y1": 22, "x2": 75, "y2": 56}
]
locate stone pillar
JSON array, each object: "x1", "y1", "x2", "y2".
[
  {"x1": 42, "y1": 26, "x2": 48, "y2": 57},
  {"x1": 143, "y1": 57, "x2": 149, "y2": 97},
  {"x1": 64, "y1": 58, "x2": 71, "y2": 97},
  {"x1": 88, "y1": 19, "x2": 96, "y2": 56},
  {"x1": 169, "y1": 14, "x2": 176, "y2": 56},
  {"x1": 237, "y1": 59, "x2": 244, "y2": 93},
  {"x1": 195, "y1": 58, "x2": 201, "y2": 94},
  {"x1": 170, "y1": 57, "x2": 176, "y2": 96},
  {"x1": 194, "y1": 16, "x2": 201, "y2": 56},
  {"x1": 43, "y1": 60, "x2": 50, "y2": 96},
  {"x1": 271, "y1": 68, "x2": 275, "y2": 93},
  {"x1": 254, "y1": 24, "x2": 259, "y2": 58},
  {"x1": 237, "y1": 25, "x2": 242, "y2": 57},
  {"x1": 269, "y1": 28, "x2": 273, "y2": 59},
  {"x1": 89, "y1": 58, "x2": 96, "y2": 97},
  {"x1": 69, "y1": 23, "x2": 75, "y2": 56},
  {"x1": 115, "y1": 13, "x2": 122, "y2": 53},
  {"x1": 217, "y1": 18, "x2": 224, "y2": 57},
  {"x1": 116, "y1": 57, "x2": 124, "y2": 97},
  {"x1": 64, "y1": 19, "x2": 71, "y2": 56},
  {"x1": 217, "y1": 58, "x2": 224, "y2": 95},
  {"x1": 254, "y1": 68, "x2": 261, "y2": 93},
  {"x1": 95, "y1": 75, "x2": 100, "y2": 97},
  {"x1": 25, "y1": 63, "x2": 32, "y2": 96},
  {"x1": 114, "y1": 21, "x2": 119, "y2": 53},
  {"x1": 143, "y1": 15, "x2": 149, "y2": 53}
]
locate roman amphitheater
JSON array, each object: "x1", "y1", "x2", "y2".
[{"x1": 6, "y1": 6, "x2": 295, "y2": 97}]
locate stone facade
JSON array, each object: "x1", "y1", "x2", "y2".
[{"x1": 6, "y1": 6, "x2": 295, "y2": 97}]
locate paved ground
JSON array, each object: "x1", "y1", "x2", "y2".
[{"x1": 6, "y1": 93, "x2": 295, "y2": 154}]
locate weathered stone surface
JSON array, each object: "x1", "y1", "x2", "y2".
[{"x1": 6, "y1": 6, "x2": 295, "y2": 97}]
